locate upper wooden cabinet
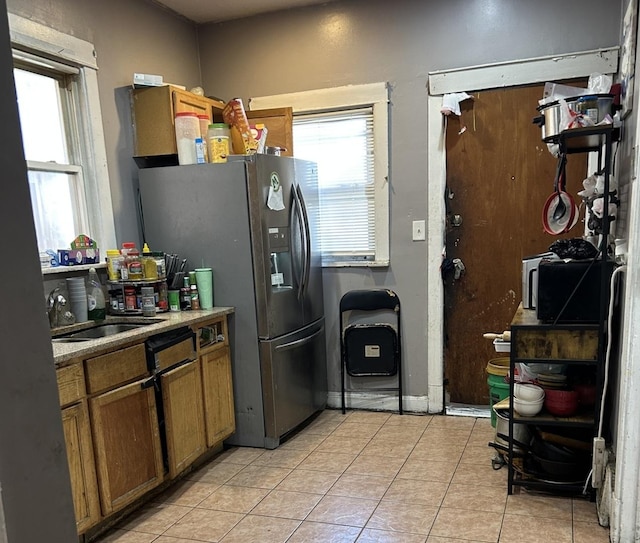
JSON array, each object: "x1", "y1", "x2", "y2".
[
  {"x1": 131, "y1": 85, "x2": 224, "y2": 158},
  {"x1": 131, "y1": 86, "x2": 294, "y2": 160},
  {"x1": 247, "y1": 107, "x2": 294, "y2": 156}
]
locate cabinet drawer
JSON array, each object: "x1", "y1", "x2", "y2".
[
  {"x1": 514, "y1": 329, "x2": 599, "y2": 360},
  {"x1": 57, "y1": 363, "x2": 85, "y2": 407},
  {"x1": 85, "y1": 344, "x2": 148, "y2": 394}
]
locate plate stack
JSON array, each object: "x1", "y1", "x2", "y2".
[
  {"x1": 66, "y1": 277, "x2": 88, "y2": 323},
  {"x1": 536, "y1": 372, "x2": 567, "y2": 389}
]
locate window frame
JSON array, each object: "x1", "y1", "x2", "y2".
[
  {"x1": 9, "y1": 13, "x2": 116, "y2": 256},
  {"x1": 250, "y1": 82, "x2": 390, "y2": 267}
]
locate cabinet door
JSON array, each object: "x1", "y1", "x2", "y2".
[
  {"x1": 61, "y1": 402, "x2": 101, "y2": 534},
  {"x1": 89, "y1": 379, "x2": 164, "y2": 515},
  {"x1": 247, "y1": 107, "x2": 293, "y2": 156},
  {"x1": 161, "y1": 360, "x2": 206, "y2": 478},
  {"x1": 201, "y1": 346, "x2": 236, "y2": 447},
  {"x1": 172, "y1": 88, "x2": 212, "y2": 121}
]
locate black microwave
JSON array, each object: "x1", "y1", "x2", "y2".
[{"x1": 536, "y1": 259, "x2": 615, "y2": 323}]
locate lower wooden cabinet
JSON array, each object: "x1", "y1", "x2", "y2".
[
  {"x1": 61, "y1": 401, "x2": 101, "y2": 534},
  {"x1": 201, "y1": 346, "x2": 236, "y2": 447},
  {"x1": 161, "y1": 359, "x2": 207, "y2": 478},
  {"x1": 89, "y1": 379, "x2": 164, "y2": 515}
]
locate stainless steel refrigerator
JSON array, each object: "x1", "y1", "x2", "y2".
[{"x1": 138, "y1": 154, "x2": 327, "y2": 449}]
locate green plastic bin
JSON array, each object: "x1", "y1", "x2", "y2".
[{"x1": 486, "y1": 358, "x2": 510, "y2": 428}]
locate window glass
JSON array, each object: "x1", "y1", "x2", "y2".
[
  {"x1": 13, "y1": 68, "x2": 69, "y2": 163},
  {"x1": 294, "y1": 109, "x2": 376, "y2": 260}
]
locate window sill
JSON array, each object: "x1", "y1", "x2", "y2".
[
  {"x1": 323, "y1": 260, "x2": 390, "y2": 268},
  {"x1": 42, "y1": 263, "x2": 106, "y2": 276}
]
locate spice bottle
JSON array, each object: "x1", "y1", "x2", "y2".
[
  {"x1": 180, "y1": 276, "x2": 192, "y2": 310},
  {"x1": 141, "y1": 286, "x2": 156, "y2": 317},
  {"x1": 142, "y1": 244, "x2": 158, "y2": 280},
  {"x1": 189, "y1": 271, "x2": 200, "y2": 310}
]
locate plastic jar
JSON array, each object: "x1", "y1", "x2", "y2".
[
  {"x1": 174, "y1": 112, "x2": 199, "y2": 165},
  {"x1": 120, "y1": 242, "x2": 138, "y2": 280},
  {"x1": 207, "y1": 123, "x2": 230, "y2": 163},
  {"x1": 106, "y1": 249, "x2": 124, "y2": 281},
  {"x1": 127, "y1": 250, "x2": 143, "y2": 280},
  {"x1": 142, "y1": 251, "x2": 158, "y2": 280}
]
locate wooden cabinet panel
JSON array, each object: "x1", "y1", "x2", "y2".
[
  {"x1": 61, "y1": 401, "x2": 100, "y2": 534},
  {"x1": 247, "y1": 107, "x2": 293, "y2": 156},
  {"x1": 57, "y1": 362, "x2": 85, "y2": 407},
  {"x1": 89, "y1": 379, "x2": 163, "y2": 515},
  {"x1": 161, "y1": 360, "x2": 206, "y2": 478},
  {"x1": 85, "y1": 344, "x2": 147, "y2": 395},
  {"x1": 201, "y1": 346, "x2": 235, "y2": 447}
]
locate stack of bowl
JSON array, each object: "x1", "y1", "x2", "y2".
[
  {"x1": 66, "y1": 277, "x2": 88, "y2": 323},
  {"x1": 513, "y1": 383, "x2": 545, "y2": 416}
]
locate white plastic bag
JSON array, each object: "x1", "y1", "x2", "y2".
[{"x1": 588, "y1": 73, "x2": 613, "y2": 94}]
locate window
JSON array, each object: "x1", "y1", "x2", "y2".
[
  {"x1": 250, "y1": 83, "x2": 389, "y2": 266},
  {"x1": 9, "y1": 14, "x2": 115, "y2": 256}
]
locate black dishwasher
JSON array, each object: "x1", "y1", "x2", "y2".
[{"x1": 144, "y1": 326, "x2": 196, "y2": 472}]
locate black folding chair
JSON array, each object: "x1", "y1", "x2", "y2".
[{"x1": 339, "y1": 289, "x2": 402, "y2": 414}]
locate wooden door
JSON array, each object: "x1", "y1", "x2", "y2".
[
  {"x1": 161, "y1": 360, "x2": 206, "y2": 478},
  {"x1": 444, "y1": 84, "x2": 588, "y2": 405},
  {"x1": 89, "y1": 379, "x2": 164, "y2": 515},
  {"x1": 61, "y1": 401, "x2": 101, "y2": 534},
  {"x1": 201, "y1": 346, "x2": 236, "y2": 447}
]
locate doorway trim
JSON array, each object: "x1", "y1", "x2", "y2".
[{"x1": 425, "y1": 47, "x2": 619, "y2": 414}]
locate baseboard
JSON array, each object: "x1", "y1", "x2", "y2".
[
  {"x1": 327, "y1": 391, "x2": 434, "y2": 413},
  {"x1": 597, "y1": 460, "x2": 615, "y2": 527}
]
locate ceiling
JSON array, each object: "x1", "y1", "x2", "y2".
[{"x1": 152, "y1": 0, "x2": 334, "y2": 24}]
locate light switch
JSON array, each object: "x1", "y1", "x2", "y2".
[{"x1": 412, "y1": 220, "x2": 426, "y2": 241}]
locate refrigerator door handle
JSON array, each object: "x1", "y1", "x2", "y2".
[
  {"x1": 296, "y1": 185, "x2": 312, "y2": 298},
  {"x1": 274, "y1": 325, "x2": 324, "y2": 352},
  {"x1": 291, "y1": 186, "x2": 306, "y2": 300}
]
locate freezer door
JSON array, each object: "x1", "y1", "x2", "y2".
[{"x1": 259, "y1": 318, "x2": 327, "y2": 449}]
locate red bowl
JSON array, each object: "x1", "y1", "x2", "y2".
[{"x1": 544, "y1": 389, "x2": 578, "y2": 416}]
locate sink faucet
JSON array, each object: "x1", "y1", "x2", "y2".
[{"x1": 47, "y1": 287, "x2": 76, "y2": 328}]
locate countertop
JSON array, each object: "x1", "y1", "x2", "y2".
[{"x1": 51, "y1": 307, "x2": 234, "y2": 366}]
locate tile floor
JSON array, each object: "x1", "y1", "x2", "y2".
[{"x1": 97, "y1": 410, "x2": 611, "y2": 543}]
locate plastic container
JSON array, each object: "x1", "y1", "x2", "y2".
[
  {"x1": 487, "y1": 374, "x2": 510, "y2": 428},
  {"x1": 207, "y1": 123, "x2": 230, "y2": 163},
  {"x1": 126, "y1": 250, "x2": 143, "y2": 280},
  {"x1": 174, "y1": 112, "x2": 199, "y2": 165},
  {"x1": 195, "y1": 137, "x2": 207, "y2": 164},
  {"x1": 87, "y1": 268, "x2": 106, "y2": 320},
  {"x1": 106, "y1": 249, "x2": 124, "y2": 281},
  {"x1": 153, "y1": 252, "x2": 166, "y2": 279}
]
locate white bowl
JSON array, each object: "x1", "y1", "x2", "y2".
[
  {"x1": 514, "y1": 383, "x2": 545, "y2": 402},
  {"x1": 513, "y1": 396, "x2": 544, "y2": 417}
]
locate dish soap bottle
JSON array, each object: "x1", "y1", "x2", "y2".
[{"x1": 87, "y1": 267, "x2": 106, "y2": 320}]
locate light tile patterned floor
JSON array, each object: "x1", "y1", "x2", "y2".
[{"x1": 96, "y1": 410, "x2": 610, "y2": 543}]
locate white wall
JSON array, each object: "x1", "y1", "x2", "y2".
[{"x1": 197, "y1": 0, "x2": 622, "y2": 406}]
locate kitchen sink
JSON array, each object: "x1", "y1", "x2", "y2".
[{"x1": 52, "y1": 321, "x2": 160, "y2": 342}]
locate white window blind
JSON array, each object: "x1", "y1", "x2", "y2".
[
  {"x1": 250, "y1": 82, "x2": 389, "y2": 267},
  {"x1": 294, "y1": 108, "x2": 376, "y2": 261}
]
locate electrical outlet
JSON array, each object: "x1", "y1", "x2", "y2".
[
  {"x1": 412, "y1": 220, "x2": 426, "y2": 241},
  {"x1": 592, "y1": 437, "x2": 607, "y2": 488}
]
